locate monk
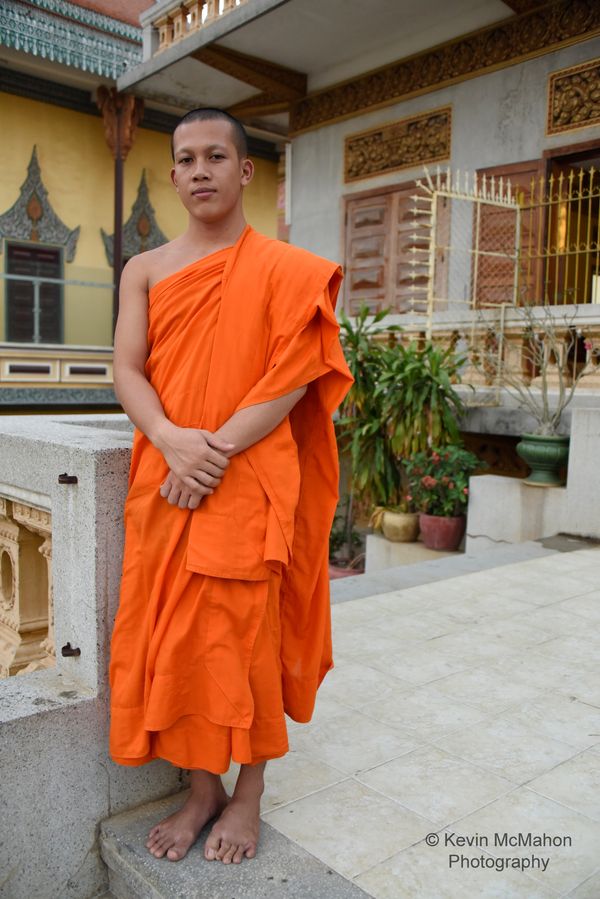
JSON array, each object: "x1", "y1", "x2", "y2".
[{"x1": 109, "y1": 107, "x2": 353, "y2": 867}]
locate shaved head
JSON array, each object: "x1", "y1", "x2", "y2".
[{"x1": 171, "y1": 107, "x2": 248, "y2": 160}]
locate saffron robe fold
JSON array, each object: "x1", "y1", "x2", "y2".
[{"x1": 109, "y1": 225, "x2": 353, "y2": 772}]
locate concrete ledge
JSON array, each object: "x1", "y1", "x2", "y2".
[
  {"x1": 331, "y1": 540, "x2": 557, "y2": 604},
  {"x1": 100, "y1": 792, "x2": 369, "y2": 899}
]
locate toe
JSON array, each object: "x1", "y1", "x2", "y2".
[
  {"x1": 221, "y1": 845, "x2": 236, "y2": 865},
  {"x1": 244, "y1": 843, "x2": 257, "y2": 859},
  {"x1": 204, "y1": 832, "x2": 221, "y2": 861},
  {"x1": 232, "y1": 846, "x2": 245, "y2": 864},
  {"x1": 167, "y1": 847, "x2": 183, "y2": 862},
  {"x1": 216, "y1": 840, "x2": 231, "y2": 861}
]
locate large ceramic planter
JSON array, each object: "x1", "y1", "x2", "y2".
[
  {"x1": 381, "y1": 510, "x2": 420, "y2": 543},
  {"x1": 419, "y1": 513, "x2": 466, "y2": 551},
  {"x1": 516, "y1": 433, "x2": 570, "y2": 487}
]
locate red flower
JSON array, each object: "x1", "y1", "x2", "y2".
[
  {"x1": 405, "y1": 494, "x2": 413, "y2": 502},
  {"x1": 448, "y1": 481, "x2": 455, "y2": 489},
  {"x1": 463, "y1": 487, "x2": 469, "y2": 495},
  {"x1": 584, "y1": 339, "x2": 593, "y2": 352},
  {"x1": 431, "y1": 452, "x2": 441, "y2": 463},
  {"x1": 422, "y1": 475, "x2": 437, "y2": 488},
  {"x1": 441, "y1": 476, "x2": 450, "y2": 485}
]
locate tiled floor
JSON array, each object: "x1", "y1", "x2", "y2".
[{"x1": 224, "y1": 546, "x2": 600, "y2": 898}]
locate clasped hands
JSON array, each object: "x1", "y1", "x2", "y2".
[{"x1": 156, "y1": 423, "x2": 234, "y2": 510}]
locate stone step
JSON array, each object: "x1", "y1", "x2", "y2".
[
  {"x1": 330, "y1": 536, "x2": 589, "y2": 604},
  {"x1": 100, "y1": 791, "x2": 370, "y2": 899}
]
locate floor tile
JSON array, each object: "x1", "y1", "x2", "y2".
[
  {"x1": 264, "y1": 778, "x2": 433, "y2": 880},
  {"x1": 448, "y1": 787, "x2": 600, "y2": 895},
  {"x1": 317, "y1": 660, "x2": 413, "y2": 709},
  {"x1": 525, "y1": 749, "x2": 600, "y2": 823},
  {"x1": 430, "y1": 665, "x2": 546, "y2": 714},
  {"x1": 354, "y1": 835, "x2": 558, "y2": 898},
  {"x1": 567, "y1": 868, "x2": 600, "y2": 898},
  {"x1": 357, "y1": 745, "x2": 516, "y2": 826},
  {"x1": 355, "y1": 641, "x2": 476, "y2": 685},
  {"x1": 554, "y1": 592, "x2": 600, "y2": 623},
  {"x1": 500, "y1": 693, "x2": 600, "y2": 750},
  {"x1": 290, "y1": 705, "x2": 421, "y2": 775},
  {"x1": 506, "y1": 605, "x2": 594, "y2": 637},
  {"x1": 361, "y1": 684, "x2": 489, "y2": 741},
  {"x1": 533, "y1": 635, "x2": 600, "y2": 665},
  {"x1": 433, "y1": 718, "x2": 579, "y2": 783}
]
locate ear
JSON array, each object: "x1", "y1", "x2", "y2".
[
  {"x1": 170, "y1": 167, "x2": 178, "y2": 190},
  {"x1": 240, "y1": 158, "x2": 254, "y2": 187}
]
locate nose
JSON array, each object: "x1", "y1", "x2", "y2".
[{"x1": 192, "y1": 161, "x2": 210, "y2": 180}]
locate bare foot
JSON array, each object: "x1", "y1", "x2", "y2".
[
  {"x1": 204, "y1": 762, "x2": 265, "y2": 864},
  {"x1": 146, "y1": 771, "x2": 228, "y2": 862}
]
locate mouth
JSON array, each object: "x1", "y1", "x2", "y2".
[{"x1": 191, "y1": 188, "x2": 216, "y2": 198}]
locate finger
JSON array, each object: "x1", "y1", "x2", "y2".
[
  {"x1": 205, "y1": 448, "x2": 232, "y2": 469},
  {"x1": 204, "y1": 433, "x2": 235, "y2": 453},
  {"x1": 187, "y1": 494, "x2": 202, "y2": 510},
  {"x1": 182, "y1": 476, "x2": 214, "y2": 495},
  {"x1": 190, "y1": 470, "x2": 222, "y2": 488},
  {"x1": 198, "y1": 461, "x2": 227, "y2": 479},
  {"x1": 178, "y1": 490, "x2": 191, "y2": 509},
  {"x1": 166, "y1": 485, "x2": 182, "y2": 505}
]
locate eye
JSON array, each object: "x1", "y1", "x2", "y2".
[
  {"x1": 178, "y1": 156, "x2": 192, "y2": 164},
  {"x1": 210, "y1": 153, "x2": 225, "y2": 161}
]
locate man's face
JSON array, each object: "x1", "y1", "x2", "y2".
[{"x1": 170, "y1": 119, "x2": 253, "y2": 223}]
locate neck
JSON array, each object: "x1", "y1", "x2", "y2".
[{"x1": 185, "y1": 209, "x2": 247, "y2": 251}]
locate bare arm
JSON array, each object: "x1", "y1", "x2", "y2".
[{"x1": 113, "y1": 256, "x2": 233, "y2": 503}]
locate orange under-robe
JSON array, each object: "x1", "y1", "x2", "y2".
[{"x1": 109, "y1": 225, "x2": 353, "y2": 773}]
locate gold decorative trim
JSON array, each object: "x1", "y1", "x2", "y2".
[
  {"x1": 547, "y1": 57, "x2": 600, "y2": 134},
  {"x1": 290, "y1": 0, "x2": 600, "y2": 135},
  {"x1": 344, "y1": 107, "x2": 451, "y2": 183}
]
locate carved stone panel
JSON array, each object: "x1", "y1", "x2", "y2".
[
  {"x1": 0, "y1": 500, "x2": 52, "y2": 677},
  {"x1": 101, "y1": 170, "x2": 168, "y2": 266},
  {"x1": 548, "y1": 58, "x2": 600, "y2": 135},
  {"x1": 344, "y1": 107, "x2": 451, "y2": 182},
  {"x1": 0, "y1": 147, "x2": 80, "y2": 260}
]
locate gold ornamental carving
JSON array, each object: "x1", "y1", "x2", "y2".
[
  {"x1": 548, "y1": 58, "x2": 600, "y2": 134},
  {"x1": 344, "y1": 108, "x2": 451, "y2": 183},
  {"x1": 290, "y1": 0, "x2": 600, "y2": 135}
]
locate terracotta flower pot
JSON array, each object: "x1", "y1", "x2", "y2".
[
  {"x1": 381, "y1": 510, "x2": 420, "y2": 543},
  {"x1": 419, "y1": 513, "x2": 466, "y2": 551}
]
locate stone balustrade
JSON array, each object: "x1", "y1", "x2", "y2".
[{"x1": 150, "y1": 0, "x2": 247, "y2": 55}]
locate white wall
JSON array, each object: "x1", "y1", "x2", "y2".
[{"x1": 290, "y1": 37, "x2": 600, "y2": 264}]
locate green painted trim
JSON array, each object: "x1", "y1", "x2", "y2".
[{"x1": 22, "y1": 0, "x2": 141, "y2": 42}]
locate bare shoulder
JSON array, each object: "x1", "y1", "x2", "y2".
[{"x1": 122, "y1": 241, "x2": 180, "y2": 292}]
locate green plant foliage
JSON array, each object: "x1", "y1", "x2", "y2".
[
  {"x1": 405, "y1": 446, "x2": 480, "y2": 517},
  {"x1": 336, "y1": 305, "x2": 468, "y2": 510}
]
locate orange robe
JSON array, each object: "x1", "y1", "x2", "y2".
[{"x1": 109, "y1": 225, "x2": 353, "y2": 774}]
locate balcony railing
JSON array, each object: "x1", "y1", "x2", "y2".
[{"x1": 147, "y1": 0, "x2": 248, "y2": 56}]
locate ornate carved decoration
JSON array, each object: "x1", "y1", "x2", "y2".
[
  {"x1": 101, "y1": 170, "x2": 168, "y2": 266},
  {"x1": 547, "y1": 57, "x2": 600, "y2": 134},
  {"x1": 344, "y1": 107, "x2": 451, "y2": 183},
  {"x1": 0, "y1": 147, "x2": 80, "y2": 260},
  {"x1": 96, "y1": 87, "x2": 145, "y2": 162},
  {"x1": 0, "y1": 499, "x2": 53, "y2": 677},
  {"x1": 0, "y1": 0, "x2": 142, "y2": 80},
  {"x1": 289, "y1": 0, "x2": 600, "y2": 135}
]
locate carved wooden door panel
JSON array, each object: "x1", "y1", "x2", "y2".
[
  {"x1": 344, "y1": 182, "x2": 449, "y2": 314},
  {"x1": 344, "y1": 193, "x2": 391, "y2": 314}
]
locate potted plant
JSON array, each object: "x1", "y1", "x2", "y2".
[
  {"x1": 337, "y1": 306, "x2": 470, "y2": 543},
  {"x1": 473, "y1": 304, "x2": 599, "y2": 487},
  {"x1": 405, "y1": 446, "x2": 480, "y2": 551}
]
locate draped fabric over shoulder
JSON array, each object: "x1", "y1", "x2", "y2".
[{"x1": 109, "y1": 226, "x2": 353, "y2": 773}]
